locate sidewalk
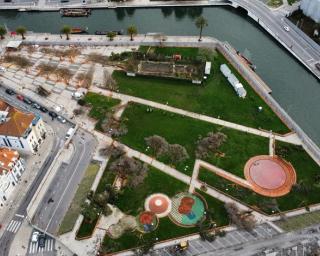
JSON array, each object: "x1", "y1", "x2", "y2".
[{"x1": 0, "y1": 123, "x2": 55, "y2": 239}]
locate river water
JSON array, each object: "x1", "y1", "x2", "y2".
[{"x1": 1, "y1": 6, "x2": 319, "y2": 145}]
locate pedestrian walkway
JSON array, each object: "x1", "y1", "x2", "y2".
[
  {"x1": 6, "y1": 219, "x2": 23, "y2": 233},
  {"x1": 91, "y1": 87, "x2": 302, "y2": 145},
  {"x1": 27, "y1": 235, "x2": 55, "y2": 255}
]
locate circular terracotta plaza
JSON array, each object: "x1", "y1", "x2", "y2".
[
  {"x1": 244, "y1": 155, "x2": 296, "y2": 197},
  {"x1": 145, "y1": 193, "x2": 172, "y2": 218}
]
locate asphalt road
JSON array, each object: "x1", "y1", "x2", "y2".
[
  {"x1": 0, "y1": 87, "x2": 76, "y2": 256},
  {"x1": 32, "y1": 129, "x2": 96, "y2": 235},
  {"x1": 233, "y1": 0, "x2": 320, "y2": 77}
]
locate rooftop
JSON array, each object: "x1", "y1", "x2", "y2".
[
  {"x1": 0, "y1": 100, "x2": 35, "y2": 138},
  {"x1": 0, "y1": 147, "x2": 19, "y2": 175}
]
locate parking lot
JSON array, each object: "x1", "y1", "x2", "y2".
[{"x1": 152, "y1": 224, "x2": 279, "y2": 256}]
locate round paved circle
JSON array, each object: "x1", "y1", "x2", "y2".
[
  {"x1": 244, "y1": 155, "x2": 297, "y2": 197},
  {"x1": 249, "y1": 159, "x2": 287, "y2": 189},
  {"x1": 145, "y1": 193, "x2": 172, "y2": 218}
]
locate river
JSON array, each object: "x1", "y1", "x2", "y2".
[{"x1": 0, "y1": 6, "x2": 319, "y2": 145}]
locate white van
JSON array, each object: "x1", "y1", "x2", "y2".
[{"x1": 65, "y1": 128, "x2": 74, "y2": 140}]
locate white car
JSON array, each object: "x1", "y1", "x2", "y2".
[
  {"x1": 0, "y1": 66, "x2": 6, "y2": 73},
  {"x1": 31, "y1": 231, "x2": 39, "y2": 243},
  {"x1": 57, "y1": 115, "x2": 66, "y2": 123},
  {"x1": 283, "y1": 25, "x2": 290, "y2": 32}
]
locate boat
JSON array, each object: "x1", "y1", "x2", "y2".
[
  {"x1": 95, "y1": 30, "x2": 124, "y2": 35},
  {"x1": 70, "y1": 27, "x2": 89, "y2": 34},
  {"x1": 236, "y1": 50, "x2": 256, "y2": 71},
  {"x1": 60, "y1": 8, "x2": 91, "y2": 17}
]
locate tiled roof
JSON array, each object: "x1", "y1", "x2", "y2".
[
  {"x1": 0, "y1": 147, "x2": 19, "y2": 175},
  {"x1": 0, "y1": 100, "x2": 35, "y2": 137}
]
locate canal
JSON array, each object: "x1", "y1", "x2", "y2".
[{"x1": 0, "y1": 6, "x2": 319, "y2": 145}]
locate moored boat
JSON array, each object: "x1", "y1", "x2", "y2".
[
  {"x1": 70, "y1": 27, "x2": 89, "y2": 34},
  {"x1": 95, "y1": 30, "x2": 124, "y2": 35},
  {"x1": 60, "y1": 8, "x2": 91, "y2": 17}
]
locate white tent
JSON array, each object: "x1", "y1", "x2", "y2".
[
  {"x1": 227, "y1": 74, "x2": 239, "y2": 87},
  {"x1": 6, "y1": 41, "x2": 22, "y2": 49},
  {"x1": 220, "y1": 64, "x2": 231, "y2": 77},
  {"x1": 205, "y1": 62, "x2": 212, "y2": 75}
]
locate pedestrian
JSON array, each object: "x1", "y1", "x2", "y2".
[{"x1": 60, "y1": 34, "x2": 62, "y2": 39}]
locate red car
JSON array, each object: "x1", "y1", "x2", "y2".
[{"x1": 16, "y1": 95, "x2": 24, "y2": 101}]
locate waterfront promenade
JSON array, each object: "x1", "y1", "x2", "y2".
[
  {"x1": 0, "y1": 0, "x2": 319, "y2": 81},
  {"x1": 17, "y1": 33, "x2": 320, "y2": 167}
]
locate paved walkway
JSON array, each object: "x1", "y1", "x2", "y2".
[{"x1": 91, "y1": 87, "x2": 302, "y2": 145}]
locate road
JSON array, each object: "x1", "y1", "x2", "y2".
[
  {"x1": 32, "y1": 129, "x2": 96, "y2": 235},
  {"x1": 232, "y1": 0, "x2": 320, "y2": 78},
  {"x1": 0, "y1": 87, "x2": 95, "y2": 256}
]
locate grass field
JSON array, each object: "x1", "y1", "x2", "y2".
[
  {"x1": 101, "y1": 167, "x2": 229, "y2": 254},
  {"x1": 120, "y1": 103, "x2": 269, "y2": 176},
  {"x1": 59, "y1": 162, "x2": 100, "y2": 235},
  {"x1": 76, "y1": 162, "x2": 116, "y2": 239},
  {"x1": 83, "y1": 92, "x2": 120, "y2": 130},
  {"x1": 113, "y1": 49, "x2": 289, "y2": 134},
  {"x1": 198, "y1": 142, "x2": 320, "y2": 214},
  {"x1": 276, "y1": 210, "x2": 320, "y2": 231}
]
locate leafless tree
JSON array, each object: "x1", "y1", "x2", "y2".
[
  {"x1": 168, "y1": 144, "x2": 189, "y2": 164},
  {"x1": 103, "y1": 69, "x2": 118, "y2": 91},
  {"x1": 101, "y1": 113, "x2": 127, "y2": 137},
  {"x1": 224, "y1": 202, "x2": 256, "y2": 231},
  {"x1": 196, "y1": 132, "x2": 227, "y2": 159},
  {"x1": 110, "y1": 156, "x2": 149, "y2": 188},
  {"x1": 99, "y1": 144, "x2": 126, "y2": 158},
  {"x1": 145, "y1": 135, "x2": 169, "y2": 157}
]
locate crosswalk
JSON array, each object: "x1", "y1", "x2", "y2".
[
  {"x1": 28, "y1": 236, "x2": 55, "y2": 255},
  {"x1": 6, "y1": 220, "x2": 22, "y2": 233}
]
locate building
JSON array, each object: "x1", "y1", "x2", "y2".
[
  {"x1": 0, "y1": 148, "x2": 25, "y2": 206},
  {"x1": 301, "y1": 0, "x2": 320, "y2": 23},
  {"x1": 0, "y1": 100, "x2": 46, "y2": 153}
]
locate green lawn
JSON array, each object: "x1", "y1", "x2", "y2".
[
  {"x1": 198, "y1": 142, "x2": 320, "y2": 214},
  {"x1": 76, "y1": 162, "x2": 116, "y2": 239},
  {"x1": 59, "y1": 162, "x2": 100, "y2": 235},
  {"x1": 83, "y1": 92, "x2": 120, "y2": 130},
  {"x1": 276, "y1": 210, "x2": 320, "y2": 231},
  {"x1": 113, "y1": 49, "x2": 289, "y2": 134},
  {"x1": 120, "y1": 103, "x2": 269, "y2": 176},
  {"x1": 101, "y1": 167, "x2": 229, "y2": 254}
]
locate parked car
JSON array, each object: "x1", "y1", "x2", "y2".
[
  {"x1": 31, "y1": 231, "x2": 39, "y2": 243},
  {"x1": 48, "y1": 111, "x2": 57, "y2": 118},
  {"x1": 23, "y1": 98, "x2": 32, "y2": 105},
  {"x1": 316, "y1": 62, "x2": 320, "y2": 71},
  {"x1": 16, "y1": 95, "x2": 24, "y2": 101},
  {"x1": 5, "y1": 89, "x2": 15, "y2": 95},
  {"x1": 57, "y1": 115, "x2": 66, "y2": 123},
  {"x1": 32, "y1": 103, "x2": 41, "y2": 109},
  {"x1": 38, "y1": 234, "x2": 46, "y2": 248},
  {"x1": 40, "y1": 106, "x2": 48, "y2": 113},
  {"x1": 0, "y1": 66, "x2": 6, "y2": 73}
]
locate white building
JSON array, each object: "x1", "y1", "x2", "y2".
[
  {"x1": 0, "y1": 100, "x2": 46, "y2": 154},
  {"x1": 0, "y1": 148, "x2": 25, "y2": 206},
  {"x1": 301, "y1": 0, "x2": 320, "y2": 23}
]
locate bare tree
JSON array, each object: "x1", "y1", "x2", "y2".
[
  {"x1": 103, "y1": 70, "x2": 118, "y2": 91},
  {"x1": 101, "y1": 113, "x2": 128, "y2": 137},
  {"x1": 99, "y1": 144, "x2": 126, "y2": 158},
  {"x1": 196, "y1": 132, "x2": 227, "y2": 159},
  {"x1": 110, "y1": 156, "x2": 149, "y2": 188},
  {"x1": 145, "y1": 135, "x2": 169, "y2": 157},
  {"x1": 224, "y1": 202, "x2": 256, "y2": 231},
  {"x1": 168, "y1": 144, "x2": 189, "y2": 164}
]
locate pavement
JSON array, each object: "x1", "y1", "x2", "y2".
[{"x1": 32, "y1": 129, "x2": 96, "y2": 235}]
